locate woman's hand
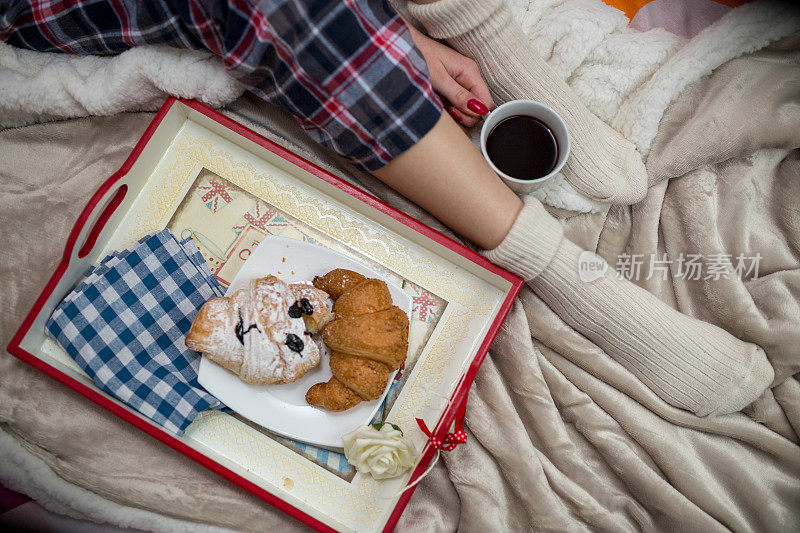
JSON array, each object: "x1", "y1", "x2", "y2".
[{"x1": 405, "y1": 23, "x2": 495, "y2": 128}]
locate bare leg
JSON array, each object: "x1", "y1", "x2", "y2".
[{"x1": 373, "y1": 111, "x2": 521, "y2": 250}]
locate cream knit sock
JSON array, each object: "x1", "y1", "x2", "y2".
[
  {"x1": 485, "y1": 198, "x2": 774, "y2": 416},
  {"x1": 408, "y1": 0, "x2": 648, "y2": 205}
]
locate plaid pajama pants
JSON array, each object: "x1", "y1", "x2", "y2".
[{"x1": 0, "y1": 0, "x2": 443, "y2": 170}]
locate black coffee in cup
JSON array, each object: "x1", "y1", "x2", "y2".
[{"x1": 485, "y1": 115, "x2": 559, "y2": 180}]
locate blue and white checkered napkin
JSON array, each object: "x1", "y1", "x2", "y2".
[{"x1": 46, "y1": 229, "x2": 226, "y2": 435}]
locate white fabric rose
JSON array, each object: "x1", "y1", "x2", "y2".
[{"x1": 342, "y1": 424, "x2": 419, "y2": 480}]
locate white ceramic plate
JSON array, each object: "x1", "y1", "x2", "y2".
[{"x1": 197, "y1": 236, "x2": 411, "y2": 449}]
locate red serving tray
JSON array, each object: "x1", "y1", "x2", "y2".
[{"x1": 7, "y1": 97, "x2": 522, "y2": 532}]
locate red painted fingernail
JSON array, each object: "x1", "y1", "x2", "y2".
[
  {"x1": 467, "y1": 99, "x2": 489, "y2": 115},
  {"x1": 447, "y1": 106, "x2": 463, "y2": 122}
]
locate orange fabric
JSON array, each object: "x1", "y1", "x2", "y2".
[
  {"x1": 601, "y1": 0, "x2": 751, "y2": 21},
  {"x1": 601, "y1": 0, "x2": 649, "y2": 19}
]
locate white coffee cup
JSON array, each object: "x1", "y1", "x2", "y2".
[{"x1": 480, "y1": 100, "x2": 570, "y2": 194}]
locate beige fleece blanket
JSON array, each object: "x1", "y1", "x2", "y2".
[{"x1": 1, "y1": 30, "x2": 799, "y2": 533}]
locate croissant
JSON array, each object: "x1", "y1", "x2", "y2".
[
  {"x1": 306, "y1": 269, "x2": 409, "y2": 411},
  {"x1": 186, "y1": 276, "x2": 333, "y2": 385}
]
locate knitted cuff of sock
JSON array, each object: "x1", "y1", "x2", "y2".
[
  {"x1": 483, "y1": 197, "x2": 564, "y2": 280},
  {"x1": 408, "y1": 0, "x2": 506, "y2": 41}
]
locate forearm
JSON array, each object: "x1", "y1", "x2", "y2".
[{"x1": 372, "y1": 111, "x2": 522, "y2": 250}]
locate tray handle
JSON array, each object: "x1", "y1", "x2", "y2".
[
  {"x1": 66, "y1": 181, "x2": 129, "y2": 266},
  {"x1": 78, "y1": 184, "x2": 128, "y2": 258}
]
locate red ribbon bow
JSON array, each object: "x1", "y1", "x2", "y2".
[{"x1": 415, "y1": 403, "x2": 467, "y2": 451}]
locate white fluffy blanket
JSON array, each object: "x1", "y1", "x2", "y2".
[{"x1": 0, "y1": 44, "x2": 244, "y2": 128}]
